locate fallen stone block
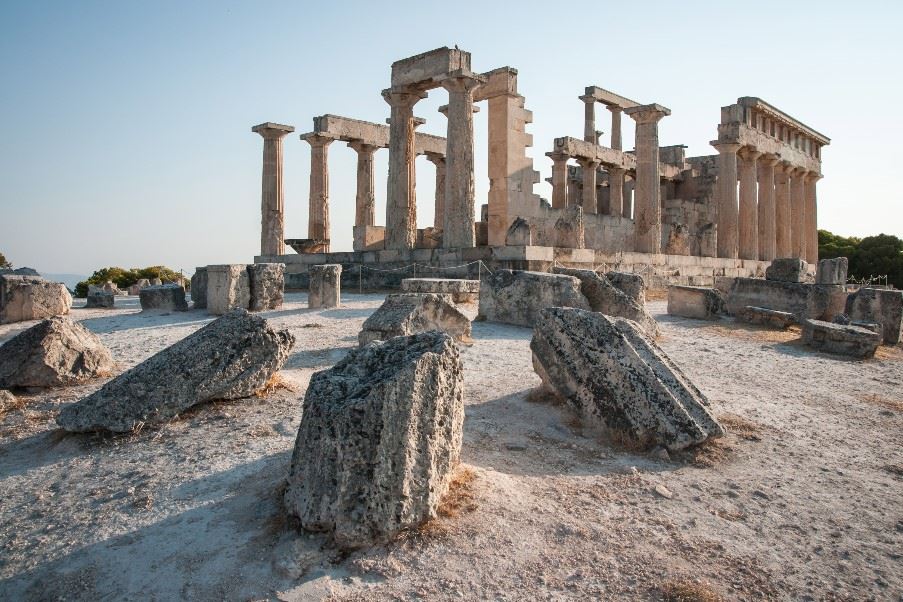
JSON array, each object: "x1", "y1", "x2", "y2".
[
  {"x1": 801, "y1": 319, "x2": 881, "y2": 359},
  {"x1": 844, "y1": 287, "x2": 902, "y2": 345},
  {"x1": 554, "y1": 267, "x2": 659, "y2": 336},
  {"x1": 667, "y1": 285, "x2": 724, "y2": 321},
  {"x1": 359, "y1": 293, "x2": 471, "y2": 346},
  {"x1": 248, "y1": 263, "x2": 285, "y2": 311},
  {"x1": 605, "y1": 272, "x2": 646, "y2": 305},
  {"x1": 85, "y1": 292, "x2": 114, "y2": 308},
  {"x1": 725, "y1": 277, "x2": 842, "y2": 321},
  {"x1": 478, "y1": 270, "x2": 590, "y2": 327},
  {"x1": 401, "y1": 278, "x2": 480, "y2": 303},
  {"x1": 284, "y1": 331, "x2": 464, "y2": 548},
  {"x1": 206, "y1": 264, "x2": 250, "y2": 315},
  {"x1": 765, "y1": 258, "x2": 808, "y2": 283},
  {"x1": 57, "y1": 309, "x2": 294, "y2": 432},
  {"x1": 139, "y1": 284, "x2": 188, "y2": 312},
  {"x1": 815, "y1": 257, "x2": 848, "y2": 285},
  {"x1": 309, "y1": 264, "x2": 341, "y2": 309},
  {"x1": 735, "y1": 306, "x2": 796, "y2": 329},
  {"x1": 190, "y1": 267, "x2": 208, "y2": 309},
  {"x1": 530, "y1": 307, "x2": 723, "y2": 450},
  {"x1": 0, "y1": 316, "x2": 115, "y2": 388},
  {"x1": 0, "y1": 275, "x2": 71, "y2": 324}
]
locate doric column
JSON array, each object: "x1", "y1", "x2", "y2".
[
  {"x1": 625, "y1": 104, "x2": 670, "y2": 254},
  {"x1": 757, "y1": 154, "x2": 779, "y2": 261},
  {"x1": 547, "y1": 151, "x2": 569, "y2": 209},
  {"x1": 441, "y1": 71, "x2": 484, "y2": 248},
  {"x1": 382, "y1": 87, "x2": 426, "y2": 250},
  {"x1": 252, "y1": 122, "x2": 294, "y2": 256},
  {"x1": 712, "y1": 141, "x2": 741, "y2": 258},
  {"x1": 609, "y1": 166, "x2": 626, "y2": 217},
  {"x1": 348, "y1": 141, "x2": 378, "y2": 227},
  {"x1": 576, "y1": 158, "x2": 601, "y2": 214},
  {"x1": 301, "y1": 132, "x2": 334, "y2": 247},
  {"x1": 609, "y1": 106, "x2": 623, "y2": 150},
  {"x1": 737, "y1": 147, "x2": 761, "y2": 260},
  {"x1": 774, "y1": 162, "x2": 793, "y2": 258},
  {"x1": 805, "y1": 172, "x2": 820, "y2": 263},
  {"x1": 579, "y1": 95, "x2": 595, "y2": 143},
  {"x1": 425, "y1": 152, "x2": 446, "y2": 230},
  {"x1": 790, "y1": 168, "x2": 806, "y2": 259}
]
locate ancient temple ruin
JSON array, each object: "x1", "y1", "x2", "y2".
[{"x1": 251, "y1": 47, "x2": 829, "y2": 288}]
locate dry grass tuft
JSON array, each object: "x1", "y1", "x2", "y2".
[
  {"x1": 0, "y1": 393, "x2": 29, "y2": 419},
  {"x1": 255, "y1": 373, "x2": 295, "y2": 398},
  {"x1": 690, "y1": 437, "x2": 734, "y2": 468},
  {"x1": 660, "y1": 577, "x2": 725, "y2": 602},
  {"x1": 705, "y1": 322, "x2": 800, "y2": 344},
  {"x1": 436, "y1": 466, "x2": 477, "y2": 519},
  {"x1": 856, "y1": 393, "x2": 903, "y2": 413},
  {"x1": 718, "y1": 413, "x2": 764, "y2": 441},
  {"x1": 874, "y1": 344, "x2": 903, "y2": 361},
  {"x1": 301, "y1": 322, "x2": 325, "y2": 328}
]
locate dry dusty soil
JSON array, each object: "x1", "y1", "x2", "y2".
[{"x1": 0, "y1": 293, "x2": 901, "y2": 601}]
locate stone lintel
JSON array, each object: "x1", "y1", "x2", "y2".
[
  {"x1": 737, "y1": 97, "x2": 830, "y2": 145},
  {"x1": 309, "y1": 114, "x2": 445, "y2": 156},
  {"x1": 584, "y1": 85, "x2": 641, "y2": 109},
  {"x1": 553, "y1": 136, "x2": 636, "y2": 170},
  {"x1": 252, "y1": 122, "x2": 295, "y2": 135},
  {"x1": 715, "y1": 124, "x2": 822, "y2": 173},
  {"x1": 390, "y1": 46, "x2": 471, "y2": 89}
]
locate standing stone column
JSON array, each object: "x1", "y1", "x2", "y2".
[
  {"x1": 774, "y1": 162, "x2": 793, "y2": 258},
  {"x1": 547, "y1": 152, "x2": 569, "y2": 209},
  {"x1": 579, "y1": 95, "x2": 595, "y2": 143},
  {"x1": 757, "y1": 154, "x2": 779, "y2": 261},
  {"x1": 737, "y1": 147, "x2": 761, "y2": 261},
  {"x1": 609, "y1": 106, "x2": 623, "y2": 150},
  {"x1": 383, "y1": 88, "x2": 426, "y2": 250},
  {"x1": 712, "y1": 142, "x2": 741, "y2": 259},
  {"x1": 252, "y1": 122, "x2": 294, "y2": 257},
  {"x1": 609, "y1": 166, "x2": 626, "y2": 217},
  {"x1": 576, "y1": 158, "x2": 601, "y2": 214},
  {"x1": 301, "y1": 133, "x2": 334, "y2": 247},
  {"x1": 425, "y1": 152, "x2": 447, "y2": 230},
  {"x1": 625, "y1": 104, "x2": 670, "y2": 254},
  {"x1": 790, "y1": 168, "x2": 806, "y2": 259},
  {"x1": 441, "y1": 72, "x2": 484, "y2": 248},
  {"x1": 805, "y1": 172, "x2": 820, "y2": 263},
  {"x1": 348, "y1": 141, "x2": 378, "y2": 227}
]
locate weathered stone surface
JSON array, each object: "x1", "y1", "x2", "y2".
[
  {"x1": 478, "y1": 270, "x2": 589, "y2": 327},
  {"x1": 0, "y1": 389, "x2": 16, "y2": 412},
  {"x1": 735, "y1": 306, "x2": 796, "y2": 329},
  {"x1": 401, "y1": 278, "x2": 479, "y2": 303},
  {"x1": 725, "y1": 278, "x2": 844, "y2": 322},
  {"x1": 815, "y1": 257, "x2": 848, "y2": 285},
  {"x1": 554, "y1": 267, "x2": 659, "y2": 336},
  {"x1": 190, "y1": 268, "x2": 208, "y2": 309},
  {"x1": 844, "y1": 287, "x2": 902, "y2": 345},
  {"x1": 0, "y1": 316, "x2": 114, "y2": 388},
  {"x1": 284, "y1": 331, "x2": 464, "y2": 548},
  {"x1": 667, "y1": 286, "x2": 724, "y2": 321},
  {"x1": 309, "y1": 264, "x2": 341, "y2": 309},
  {"x1": 530, "y1": 308, "x2": 723, "y2": 450},
  {"x1": 505, "y1": 217, "x2": 532, "y2": 246},
  {"x1": 605, "y1": 272, "x2": 646, "y2": 305},
  {"x1": 0, "y1": 276, "x2": 71, "y2": 324},
  {"x1": 801, "y1": 319, "x2": 881, "y2": 358},
  {"x1": 57, "y1": 309, "x2": 294, "y2": 432},
  {"x1": 85, "y1": 292, "x2": 114, "y2": 308},
  {"x1": 248, "y1": 263, "x2": 285, "y2": 311},
  {"x1": 765, "y1": 258, "x2": 807, "y2": 283},
  {"x1": 139, "y1": 284, "x2": 188, "y2": 312},
  {"x1": 359, "y1": 293, "x2": 471, "y2": 346},
  {"x1": 207, "y1": 264, "x2": 250, "y2": 315}
]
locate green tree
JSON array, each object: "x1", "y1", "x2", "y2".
[
  {"x1": 74, "y1": 264, "x2": 183, "y2": 298},
  {"x1": 851, "y1": 234, "x2": 903, "y2": 288},
  {"x1": 0, "y1": 252, "x2": 11, "y2": 269},
  {"x1": 817, "y1": 230, "x2": 859, "y2": 261}
]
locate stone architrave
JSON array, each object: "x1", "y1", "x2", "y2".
[
  {"x1": 309, "y1": 264, "x2": 341, "y2": 309},
  {"x1": 302, "y1": 133, "x2": 335, "y2": 249},
  {"x1": 712, "y1": 142, "x2": 741, "y2": 259},
  {"x1": 424, "y1": 152, "x2": 446, "y2": 230},
  {"x1": 383, "y1": 88, "x2": 426, "y2": 250},
  {"x1": 576, "y1": 158, "x2": 600, "y2": 214},
  {"x1": 348, "y1": 141, "x2": 378, "y2": 228},
  {"x1": 206, "y1": 265, "x2": 250, "y2": 315},
  {"x1": 252, "y1": 122, "x2": 294, "y2": 256},
  {"x1": 547, "y1": 152, "x2": 569, "y2": 209},
  {"x1": 737, "y1": 147, "x2": 761, "y2": 261},
  {"x1": 774, "y1": 162, "x2": 793, "y2": 258},
  {"x1": 757, "y1": 154, "x2": 779, "y2": 261},
  {"x1": 625, "y1": 104, "x2": 670, "y2": 254}
]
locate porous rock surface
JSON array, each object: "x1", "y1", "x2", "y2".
[
  {"x1": 358, "y1": 293, "x2": 471, "y2": 346},
  {"x1": 309, "y1": 264, "x2": 341, "y2": 309},
  {"x1": 0, "y1": 316, "x2": 115, "y2": 388},
  {"x1": 815, "y1": 257, "x2": 848, "y2": 285},
  {"x1": 0, "y1": 276, "x2": 71, "y2": 324},
  {"x1": 139, "y1": 284, "x2": 188, "y2": 312},
  {"x1": 530, "y1": 307, "x2": 723, "y2": 450},
  {"x1": 85, "y1": 292, "x2": 114, "y2": 308},
  {"x1": 206, "y1": 265, "x2": 250, "y2": 315},
  {"x1": 284, "y1": 331, "x2": 464, "y2": 548},
  {"x1": 478, "y1": 270, "x2": 589, "y2": 327},
  {"x1": 248, "y1": 263, "x2": 285, "y2": 311},
  {"x1": 0, "y1": 389, "x2": 16, "y2": 412},
  {"x1": 801, "y1": 319, "x2": 882, "y2": 359},
  {"x1": 605, "y1": 272, "x2": 646, "y2": 305},
  {"x1": 735, "y1": 306, "x2": 797, "y2": 329},
  {"x1": 554, "y1": 267, "x2": 659, "y2": 337},
  {"x1": 844, "y1": 287, "x2": 902, "y2": 345},
  {"x1": 667, "y1": 285, "x2": 725, "y2": 321},
  {"x1": 57, "y1": 309, "x2": 294, "y2": 432},
  {"x1": 766, "y1": 258, "x2": 808, "y2": 283},
  {"x1": 190, "y1": 267, "x2": 208, "y2": 309}
]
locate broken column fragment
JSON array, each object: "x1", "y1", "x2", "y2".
[
  {"x1": 309, "y1": 264, "x2": 341, "y2": 309},
  {"x1": 206, "y1": 265, "x2": 250, "y2": 315},
  {"x1": 478, "y1": 270, "x2": 590, "y2": 327},
  {"x1": 247, "y1": 263, "x2": 285, "y2": 311},
  {"x1": 358, "y1": 293, "x2": 471, "y2": 346},
  {"x1": 553, "y1": 267, "x2": 659, "y2": 336}
]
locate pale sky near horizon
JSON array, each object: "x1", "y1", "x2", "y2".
[{"x1": 1, "y1": 0, "x2": 901, "y2": 276}]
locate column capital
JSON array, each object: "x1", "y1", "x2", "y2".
[
  {"x1": 624, "y1": 103, "x2": 671, "y2": 123},
  {"x1": 711, "y1": 140, "x2": 742, "y2": 154},
  {"x1": 438, "y1": 69, "x2": 486, "y2": 93},
  {"x1": 738, "y1": 147, "x2": 762, "y2": 162},
  {"x1": 438, "y1": 104, "x2": 480, "y2": 116},
  {"x1": 300, "y1": 132, "x2": 336, "y2": 148},
  {"x1": 576, "y1": 157, "x2": 601, "y2": 169},
  {"x1": 347, "y1": 140, "x2": 379, "y2": 154},
  {"x1": 607, "y1": 104, "x2": 623, "y2": 115},
  {"x1": 758, "y1": 153, "x2": 781, "y2": 167},
  {"x1": 252, "y1": 122, "x2": 295, "y2": 138},
  {"x1": 805, "y1": 170, "x2": 823, "y2": 182},
  {"x1": 381, "y1": 87, "x2": 428, "y2": 108},
  {"x1": 777, "y1": 160, "x2": 796, "y2": 174},
  {"x1": 545, "y1": 151, "x2": 571, "y2": 163},
  {"x1": 578, "y1": 94, "x2": 595, "y2": 105},
  {"x1": 608, "y1": 165, "x2": 626, "y2": 175},
  {"x1": 423, "y1": 151, "x2": 446, "y2": 165}
]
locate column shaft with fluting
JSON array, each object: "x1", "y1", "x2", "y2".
[
  {"x1": 805, "y1": 173, "x2": 820, "y2": 263},
  {"x1": 349, "y1": 142, "x2": 377, "y2": 227},
  {"x1": 609, "y1": 106, "x2": 623, "y2": 150},
  {"x1": 774, "y1": 163, "x2": 793, "y2": 258},
  {"x1": 576, "y1": 158, "x2": 600, "y2": 214},
  {"x1": 712, "y1": 142, "x2": 741, "y2": 258},
  {"x1": 580, "y1": 95, "x2": 595, "y2": 143},
  {"x1": 442, "y1": 73, "x2": 484, "y2": 248},
  {"x1": 626, "y1": 104, "x2": 670, "y2": 253},
  {"x1": 425, "y1": 153, "x2": 446, "y2": 230},
  {"x1": 302, "y1": 133, "x2": 334, "y2": 246},
  {"x1": 547, "y1": 152, "x2": 569, "y2": 209},
  {"x1": 738, "y1": 148, "x2": 761, "y2": 260},
  {"x1": 383, "y1": 88, "x2": 424, "y2": 250},
  {"x1": 790, "y1": 169, "x2": 806, "y2": 259},
  {"x1": 252, "y1": 122, "x2": 294, "y2": 256},
  {"x1": 608, "y1": 167, "x2": 625, "y2": 217},
  {"x1": 757, "y1": 155, "x2": 778, "y2": 261}
]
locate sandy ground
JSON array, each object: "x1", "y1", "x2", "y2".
[{"x1": 0, "y1": 293, "x2": 900, "y2": 601}]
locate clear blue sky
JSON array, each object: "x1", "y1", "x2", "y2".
[{"x1": 1, "y1": 0, "x2": 900, "y2": 276}]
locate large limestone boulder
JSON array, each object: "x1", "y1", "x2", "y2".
[
  {"x1": 815, "y1": 257, "x2": 848, "y2": 285},
  {"x1": 358, "y1": 293, "x2": 471, "y2": 346},
  {"x1": 207, "y1": 264, "x2": 250, "y2": 315},
  {"x1": 605, "y1": 272, "x2": 646, "y2": 305},
  {"x1": 85, "y1": 291, "x2": 114, "y2": 308},
  {"x1": 0, "y1": 276, "x2": 71, "y2": 324},
  {"x1": 284, "y1": 331, "x2": 464, "y2": 548},
  {"x1": 667, "y1": 285, "x2": 724, "y2": 320},
  {"x1": 766, "y1": 258, "x2": 808, "y2": 283},
  {"x1": 0, "y1": 316, "x2": 114, "y2": 388},
  {"x1": 530, "y1": 307, "x2": 723, "y2": 450},
  {"x1": 309, "y1": 264, "x2": 341, "y2": 309},
  {"x1": 139, "y1": 284, "x2": 188, "y2": 312},
  {"x1": 57, "y1": 309, "x2": 294, "y2": 432},
  {"x1": 478, "y1": 270, "x2": 590, "y2": 327},
  {"x1": 736, "y1": 306, "x2": 796, "y2": 329},
  {"x1": 845, "y1": 287, "x2": 902, "y2": 345},
  {"x1": 802, "y1": 319, "x2": 881, "y2": 359},
  {"x1": 190, "y1": 267, "x2": 208, "y2": 309},
  {"x1": 248, "y1": 263, "x2": 285, "y2": 311},
  {"x1": 554, "y1": 267, "x2": 659, "y2": 337}
]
